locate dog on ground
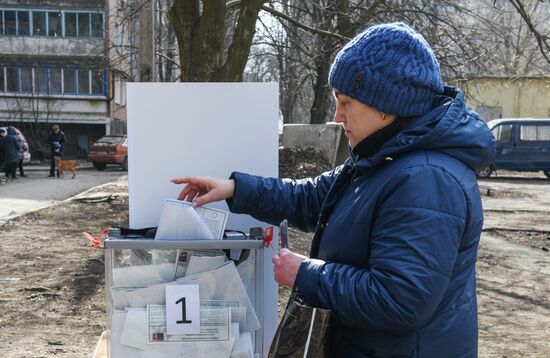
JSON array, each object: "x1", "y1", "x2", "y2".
[{"x1": 55, "y1": 157, "x2": 77, "y2": 179}]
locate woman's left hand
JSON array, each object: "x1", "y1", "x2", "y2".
[{"x1": 272, "y1": 248, "x2": 308, "y2": 288}]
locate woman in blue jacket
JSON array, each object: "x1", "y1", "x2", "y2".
[{"x1": 173, "y1": 23, "x2": 495, "y2": 357}]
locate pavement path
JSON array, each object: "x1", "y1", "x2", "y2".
[{"x1": 0, "y1": 164, "x2": 126, "y2": 225}]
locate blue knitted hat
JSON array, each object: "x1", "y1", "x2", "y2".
[{"x1": 329, "y1": 22, "x2": 444, "y2": 116}]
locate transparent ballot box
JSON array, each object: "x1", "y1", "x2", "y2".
[{"x1": 104, "y1": 238, "x2": 265, "y2": 358}]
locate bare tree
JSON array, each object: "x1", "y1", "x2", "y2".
[
  {"x1": 5, "y1": 92, "x2": 65, "y2": 160},
  {"x1": 119, "y1": 0, "x2": 550, "y2": 125}
]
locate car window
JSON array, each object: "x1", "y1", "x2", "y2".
[
  {"x1": 95, "y1": 136, "x2": 123, "y2": 146},
  {"x1": 520, "y1": 125, "x2": 550, "y2": 141},
  {"x1": 122, "y1": 138, "x2": 128, "y2": 147},
  {"x1": 493, "y1": 124, "x2": 512, "y2": 144}
]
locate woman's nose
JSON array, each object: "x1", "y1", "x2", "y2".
[{"x1": 333, "y1": 104, "x2": 345, "y2": 123}]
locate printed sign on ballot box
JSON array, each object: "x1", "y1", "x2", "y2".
[{"x1": 166, "y1": 284, "x2": 200, "y2": 335}]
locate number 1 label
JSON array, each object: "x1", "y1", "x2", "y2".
[{"x1": 166, "y1": 284, "x2": 200, "y2": 335}]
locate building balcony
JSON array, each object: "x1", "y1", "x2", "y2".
[{"x1": 0, "y1": 36, "x2": 104, "y2": 58}]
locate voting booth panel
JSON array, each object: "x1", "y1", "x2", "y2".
[
  {"x1": 104, "y1": 239, "x2": 264, "y2": 358},
  {"x1": 122, "y1": 83, "x2": 279, "y2": 357}
]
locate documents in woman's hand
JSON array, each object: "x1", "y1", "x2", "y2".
[{"x1": 154, "y1": 199, "x2": 228, "y2": 241}]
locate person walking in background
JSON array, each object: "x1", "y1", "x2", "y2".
[
  {"x1": 172, "y1": 23, "x2": 496, "y2": 357},
  {"x1": 0, "y1": 128, "x2": 6, "y2": 183},
  {"x1": 46, "y1": 124, "x2": 66, "y2": 178},
  {"x1": 16, "y1": 132, "x2": 27, "y2": 177},
  {"x1": 4, "y1": 127, "x2": 21, "y2": 180}
]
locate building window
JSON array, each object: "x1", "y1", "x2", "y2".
[
  {"x1": 0, "y1": 67, "x2": 4, "y2": 92},
  {"x1": 78, "y1": 13, "x2": 90, "y2": 37},
  {"x1": 49, "y1": 67, "x2": 62, "y2": 93},
  {"x1": 35, "y1": 67, "x2": 48, "y2": 93},
  {"x1": 91, "y1": 13, "x2": 103, "y2": 37},
  {"x1": 20, "y1": 67, "x2": 32, "y2": 93},
  {"x1": 17, "y1": 10, "x2": 30, "y2": 36},
  {"x1": 33, "y1": 11, "x2": 46, "y2": 36},
  {"x1": 78, "y1": 68, "x2": 90, "y2": 94},
  {"x1": 4, "y1": 10, "x2": 16, "y2": 35},
  {"x1": 91, "y1": 70, "x2": 103, "y2": 95},
  {"x1": 0, "y1": 9, "x2": 103, "y2": 38},
  {"x1": 63, "y1": 68, "x2": 76, "y2": 94},
  {"x1": 0, "y1": 65, "x2": 105, "y2": 96},
  {"x1": 48, "y1": 11, "x2": 62, "y2": 37},
  {"x1": 6, "y1": 67, "x2": 18, "y2": 92},
  {"x1": 64, "y1": 12, "x2": 77, "y2": 37}
]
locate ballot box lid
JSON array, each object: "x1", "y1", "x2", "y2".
[{"x1": 104, "y1": 238, "x2": 265, "y2": 250}]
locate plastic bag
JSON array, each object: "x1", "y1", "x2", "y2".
[{"x1": 269, "y1": 289, "x2": 331, "y2": 358}]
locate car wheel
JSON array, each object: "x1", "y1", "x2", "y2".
[
  {"x1": 543, "y1": 170, "x2": 550, "y2": 179},
  {"x1": 122, "y1": 157, "x2": 128, "y2": 171},
  {"x1": 476, "y1": 166, "x2": 492, "y2": 179},
  {"x1": 94, "y1": 163, "x2": 106, "y2": 171}
]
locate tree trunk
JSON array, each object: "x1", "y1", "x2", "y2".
[
  {"x1": 309, "y1": 55, "x2": 333, "y2": 124},
  {"x1": 169, "y1": 0, "x2": 264, "y2": 82}
]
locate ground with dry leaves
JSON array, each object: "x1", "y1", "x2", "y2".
[{"x1": 0, "y1": 152, "x2": 548, "y2": 357}]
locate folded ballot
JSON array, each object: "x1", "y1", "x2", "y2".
[{"x1": 155, "y1": 199, "x2": 228, "y2": 240}]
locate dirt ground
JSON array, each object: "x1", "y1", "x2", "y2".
[{"x1": 0, "y1": 152, "x2": 549, "y2": 357}]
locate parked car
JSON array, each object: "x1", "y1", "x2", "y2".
[
  {"x1": 88, "y1": 135, "x2": 128, "y2": 171},
  {"x1": 476, "y1": 118, "x2": 550, "y2": 179},
  {"x1": 0, "y1": 126, "x2": 31, "y2": 163}
]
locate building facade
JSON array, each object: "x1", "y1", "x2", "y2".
[
  {"x1": 0, "y1": 0, "x2": 111, "y2": 160},
  {"x1": 457, "y1": 76, "x2": 550, "y2": 122}
]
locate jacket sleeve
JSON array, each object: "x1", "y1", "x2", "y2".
[
  {"x1": 295, "y1": 165, "x2": 468, "y2": 331},
  {"x1": 13, "y1": 138, "x2": 21, "y2": 151},
  {"x1": 226, "y1": 168, "x2": 341, "y2": 232},
  {"x1": 60, "y1": 132, "x2": 67, "y2": 146}
]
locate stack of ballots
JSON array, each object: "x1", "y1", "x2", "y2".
[{"x1": 108, "y1": 199, "x2": 259, "y2": 357}]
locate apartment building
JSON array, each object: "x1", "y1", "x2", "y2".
[{"x1": 0, "y1": 0, "x2": 110, "y2": 159}]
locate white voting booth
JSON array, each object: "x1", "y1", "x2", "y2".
[{"x1": 101, "y1": 83, "x2": 279, "y2": 358}]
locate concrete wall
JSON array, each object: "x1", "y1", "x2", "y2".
[
  {"x1": 0, "y1": 95, "x2": 108, "y2": 124},
  {"x1": 282, "y1": 123, "x2": 348, "y2": 167},
  {"x1": 458, "y1": 77, "x2": 550, "y2": 120},
  {"x1": 0, "y1": 37, "x2": 104, "y2": 58}
]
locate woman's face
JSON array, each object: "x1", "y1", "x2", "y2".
[{"x1": 333, "y1": 91, "x2": 396, "y2": 148}]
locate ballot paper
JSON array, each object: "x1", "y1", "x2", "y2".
[
  {"x1": 148, "y1": 304, "x2": 231, "y2": 342},
  {"x1": 111, "y1": 310, "x2": 145, "y2": 358},
  {"x1": 113, "y1": 263, "x2": 175, "y2": 288},
  {"x1": 173, "y1": 249, "x2": 226, "y2": 279},
  {"x1": 154, "y1": 199, "x2": 228, "y2": 240},
  {"x1": 186, "y1": 254, "x2": 228, "y2": 276},
  {"x1": 111, "y1": 261, "x2": 260, "y2": 332},
  {"x1": 230, "y1": 331, "x2": 254, "y2": 358},
  {"x1": 177, "y1": 261, "x2": 260, "y2": 332},
  {"x1": 118, "y1": 306, "x2": 237, "y2": 358}
]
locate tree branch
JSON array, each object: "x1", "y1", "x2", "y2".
[
  {"x1": 507, "y1": 0, "x2": 550, "y2": 64},
  {"x1": 261, "y1": 4, "x2": 351, "y2": 42}
]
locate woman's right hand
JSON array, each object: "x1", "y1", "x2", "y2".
[{"x1": 170, "y1": 176, "x2": 235, "y2": 207}]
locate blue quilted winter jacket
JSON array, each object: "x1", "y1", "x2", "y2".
[{"x1": 228, "y1": 87, "x2": 495, "y2": 357}]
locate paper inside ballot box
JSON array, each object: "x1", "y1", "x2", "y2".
[
  {"x1": 110, "y1": 261, "x2": 261, "y2": 332},
  {"x1": 154, "y1": 199, "x2": 228, "y2": 240}
]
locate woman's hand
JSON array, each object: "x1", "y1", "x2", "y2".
[
  {"x1": 171, "y1": 176, "x2": 235, "y2": 207},
  {"x1": 272, "y1": 248, "x2": 308, "y2": 288}
]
